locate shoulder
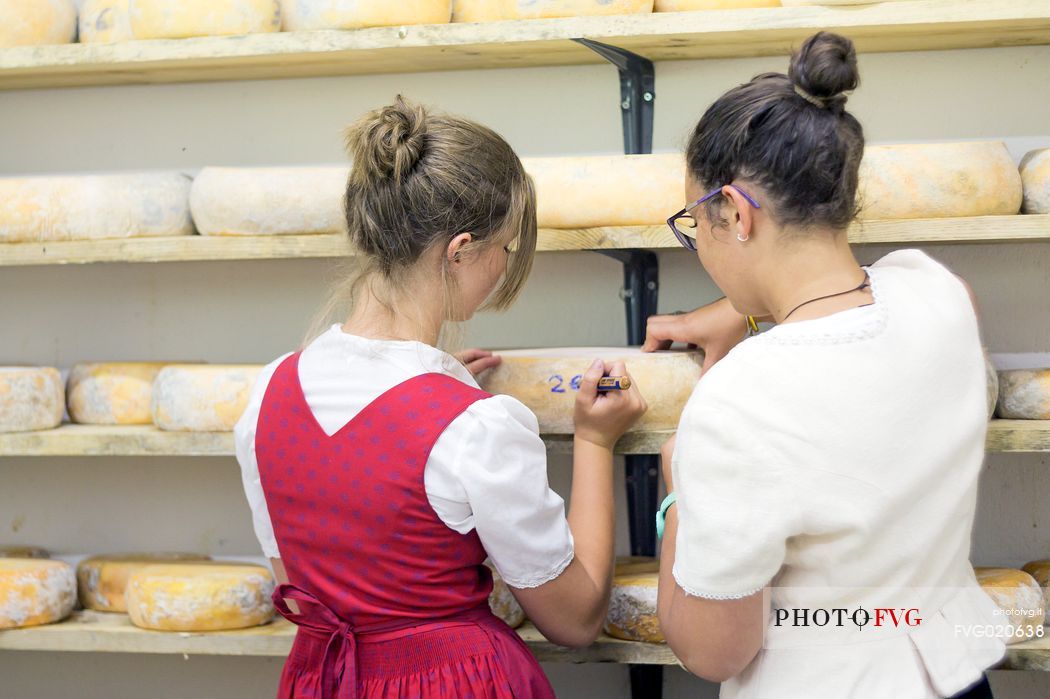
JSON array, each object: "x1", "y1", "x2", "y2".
[
  {"x1": 455, "y1": 392, "x2": 540, "y2": 437},
  {"x1": 870, "y1": 248, "x2": 974, "y2": 316}
]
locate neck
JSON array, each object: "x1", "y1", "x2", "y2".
[
  {"x1": 342, "y1": 275, "x2": 444, "y2": 346},
  {"x1": 758, "y1": 232, "x2": 869, "y2": 324}
]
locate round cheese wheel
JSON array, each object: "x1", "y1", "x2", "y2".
[
  {"x1": 656, "y1": 1, "x2": 780, "y2": 10},
  {"x1": 67, "y1": 363, "x2": 175, "y2": 425},
  {"x1": 0, "y1": 559, "x2": 77, "y2": 630},
  {"x1": 151, "y1": 365, "x2": 263, "y2": 432},
  {"x1": 454, "y1": 0, "x2": 653, "y2": 22},
  {"x1": 486, "y1": 563, "x2": 525, "y2": 629},
  {"x1": 478, "y1": 348, "x2": 702, "y2": 434},
  {"x1": 0, "y1": 367, "x2": 64, "y2": 434},
  {"x1": 281, "y1": 0, "x2": 452, "y2": 31},
  {"x1": 190, "y1": 167, "x2": 346, "y2": 236},
  {"x1": 1020, "y1": 560, "x2": 1049, "y2": 623},
  {"x1": 974, "y1": 567, "x2": 1046, "y2": 644},
  {"x1": 858, "y1": 142, "x2": 1022, "y2": 220},
  {"x1": 126, "y1": 562, "x2": 276, "y2": 631},
  {"x1": 996, "y1": 369, "x2": 1050, "y2": 420},
  {"x1": 523, "y1": 154, "x2": 685, "y2": 229},
  {"x1": 0, "y1": 546, "x2": 49, "y2": 559},
  {"x1": 0, "y1": 0, "x2": 77, "y2": 48},
  {"x1": 131, "y1": 0, "x2": 280, "y2": 40},
  {"x1": 1020, "y1": 149, "x2": 1050, "y2": 215},
  {"x1": 77, "y1": 553, "x2": 212, "y2": 613},
  {"x1": 0, "y1": 173, "x2": 194, "y2": 244},
  {"x1": 80, "y1": 0, "x2": 134, "y2": 43},
  {"x1": 605, "y1": 558, "x2": 662, "y2": 643}
]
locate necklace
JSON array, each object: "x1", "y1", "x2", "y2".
[{"x1": 781, "y1": 271, "x2": 872, "y2": 322}]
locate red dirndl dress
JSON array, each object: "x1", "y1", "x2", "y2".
[{"x1": 255, "y1": 353, "x2": 557, "y2": 699}]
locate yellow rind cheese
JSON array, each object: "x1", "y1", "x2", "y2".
[
  {"x1": 77, "y1": 553, "x2": 212, "y2": 613},
  {"x1": 281, "y1": 0, "x2": 452, "y2": 31},
  {"x1": 0, "y1": 0, "x2": 77, "y2": 48},
  {"x1": 996, "y1": 369, "x2": 1050, "y2": 420},
  {"x1": 656, "y1": 1, "x2": 779, "y2": 10},
  {"x1": 974, "y1": 567, "x2": 1046, "y2": 644},
  {"x1": 453, "y1": 0, "x2": 653, "y2": 22},
  {"x1": 478, "y1": 348, "x2": 702, "y2": 434},
  {"x1": 134, "y1": 0, "x2": 280, "y2": 40},
  {"x1": 151, "y1": 365, "x2": 263, "y2": 432},
  {"x1": 80, "y1": 0, "x2": 134, "y2": 43},
  {"x1": 0, "y1": 173, "x2": 194, "y2": 243},
  {"x1": 126, "y1": 562, "x2": 276, "y2": 631},
  {"x1": 1020, "y1": 149, "x2": 1050, "y2": 215},
  {"x1": 0, "y1": 367, "x2": 64, "y2": 434},
  {"x1": 604, "y1": 557, "x2": 662, "y2": 643},
  {"x1": 0, "y1": 559, "x2": 77, "y2": 629},
  {"x1": 67, "y1": 362, "x2": 175, "y2": 425}
]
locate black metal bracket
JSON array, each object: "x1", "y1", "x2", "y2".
[{"x1": 577, "y1": 38, "x2": 664, "y2": 699}]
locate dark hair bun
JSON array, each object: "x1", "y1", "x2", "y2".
[
  {"x1": 346, "y1": 95, "x2": 427, "y2": 183},
  {"x1": 789, "y1": 31, "x2": 859, "y2": 109}
]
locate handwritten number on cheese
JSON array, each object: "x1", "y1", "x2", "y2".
[{"x1": 548, "y1": 374, "x2": 585, "y2": 393}]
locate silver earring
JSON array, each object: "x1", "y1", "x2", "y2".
[{"x1": 737, "y1": 233, "x2": 749, "y2": 242}]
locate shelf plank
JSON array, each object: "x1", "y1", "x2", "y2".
[
  {"x1": 1, "y1": 1, "x2": 1048, "y2": 90},
  {"x1": 1, "y1": 215, "x2": 1048, "y2": 267},
  {"x1": 0, "y1": 612, "x2": 677, "y2": 665},
  {"x1": 0, "y1": 421, "x2": 1044, "y2": 457},
  {"x1": 1, "y1": 611, "x2": 1044, "y2": 670}
]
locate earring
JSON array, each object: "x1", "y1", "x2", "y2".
[{"x1": 737, "y1": 233, "x2": 749, "y2": 242}]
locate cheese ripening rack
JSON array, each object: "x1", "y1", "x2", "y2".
[
  {"x1": 0, "y1": 421, "x2": 1047, "y2": 456},
  {"x1": 0, "y1": 611, "x2": 1046, "y2": 671}
]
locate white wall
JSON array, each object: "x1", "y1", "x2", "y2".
[{"x1": 1, "y1": 43, "x2": 1048, "y2": 698}]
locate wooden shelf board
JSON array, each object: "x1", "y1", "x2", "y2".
[
  {"x1": 0, "y1": 421, "x2": 1044, "y2": 457},
  {"x1": 1, "y1": 1, "x2": 1049, "y2": 90},
  {"x1": 0, "y1": 612, "x2": 677, "y2": 665},
  {"x1": 2, "y1": 215, "x2": 1048, "y2": 267},
  {"x1": 1, "y1": 611, "x2": 1044, "y2": 670}
]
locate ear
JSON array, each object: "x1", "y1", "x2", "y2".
[
  {"x1": 722, "y1": 185, "x2": 754, "y2": 243},
  {"x1": 446, "y1": 232, "x2": 474, "y2": 264}
]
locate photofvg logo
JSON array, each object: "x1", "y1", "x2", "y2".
[{"x1": 774, "y1": 607, "x2": 922, "y2": 630}]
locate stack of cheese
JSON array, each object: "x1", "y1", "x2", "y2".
[
  {"x1": 605, "y1": 557, "x2": 662, "y2": 643},
  {"x1": 79, "y1": 0, "x2": 281, "y2": 43},
  {"x1": 1020, "y1": 149, "x2": 1050, "y2": 215},
  {"x1": 0, "y1": 0, "x2": 77, "y2": 47},
  {"x1": 0, "y1": 550, "x2": 77, "y2": 630},
  {"x1": 0, "y1": 367, "x2": 64, "y2": 433},
  {"x1": 77, "y1": 552, "x2": 211, "y2": 612},
  {"x1": 0, "y1": 173, "x2": 194, "y2": 243},
  {"x1": 996, "y1": 369, "x2": 1050, "y2": 420},
  {"x1": 974, "y1": 567, "x2": 1046, "y2": 643},
  {"x1": 453, "y1": 1, "x2": 653, "y2": 22},
  {"x1": 478, "y1": 348, "x2": 703, "y2": 434},
  {"x1": 67, "y1": 362, "x2": 175, "y2": 425}
]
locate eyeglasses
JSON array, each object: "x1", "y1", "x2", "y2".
[{"x1": 666, "y1": 184, "x2": 761, "y2": 251}]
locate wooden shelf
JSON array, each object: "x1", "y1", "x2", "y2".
[
  {"x1": 0, "y1": 611, "x2": 677, "y2": 665},
  {"x1": 0, "y1": 421, "x2": 1045, "y2": 457},
  {"x1": 1, "y1": 1, "x2": 1048, "y2": 91},
  {"x1": 0, "y1": 611, "x2": 1044, "y2": 670},
  {"x1": 2, "y1": 215, "x2": 1048, "y2": 267}
]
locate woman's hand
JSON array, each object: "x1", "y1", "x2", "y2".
[
  {"x1": 455, "y1": 348, "x2": 502, "y2": 377},
  {"x1": 661, "y1": 433, "x2": 677, "y2": 493},
  {"x1": 642, "y1": 298, "x2": 749, "y2": 373},
  {"x1": 574, "y1": 359, "x2": 648, "y2": 450}
]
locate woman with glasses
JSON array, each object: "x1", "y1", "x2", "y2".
[{"x1": 647, "y1": 31, "x2": 1004, "y2": 699}]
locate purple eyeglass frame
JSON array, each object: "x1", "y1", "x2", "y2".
[{"x1": 666, "y1": 184, "x2": 761, "y2": 251}]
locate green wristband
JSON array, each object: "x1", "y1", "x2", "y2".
[{"x1": 656, "y1": 492, "x2": 678, "y2": 539}]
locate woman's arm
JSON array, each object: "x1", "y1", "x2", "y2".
[{"x1": 642, "y1": 298, "x2": 765, "y2": 372}]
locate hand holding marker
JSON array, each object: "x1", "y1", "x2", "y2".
[{"x1": 597, "y1": 376, "x2": 631, "y2": 391}]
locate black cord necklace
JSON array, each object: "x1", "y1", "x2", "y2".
[{"x1": 781, "y1": 271, "x2": 872, "y2": 322}]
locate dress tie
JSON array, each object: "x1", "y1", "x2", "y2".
[{"x1": 273, "y1": 583, "x2": 358, "y2": 699}]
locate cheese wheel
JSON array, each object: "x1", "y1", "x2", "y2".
[
  {"x1": 478, "y1": 348, "x2": 702, "y2": 433},
  {"x1": 67, "y1": 363, "x2": 175, "y2": 425},
  {"x1": 0, "y1": 173, "x2": 194, "y2": 244},
  {"x1": 656, "y1": 1, "x2": 779, "y2": 10},
  {"x1": 996, "y1": 369, "x2": 1050, "y2": 420},
  {"x1": 0, "y1": 0, "x2": 77, "y2": 48},
  {"x1": 1020, "y1": 149, "x2": 1050, "y2": 215},
  {"x1": 0, "y1": 367, "x2": 64, "y2": 434},
  {"x1": 486, "y1": 563, "x2": 525, "y2": 629},
  {"x1": 0, "y1": 559, "x2": 77, "y2": 629},
  {"x1": 190, "y1": 167, "x2": 346, "y2": 236},
  {"x1": 132, "y1": 1, "x2": 280, "y2": 40},
  {"x1": 453, "y1": 0, "x2": 653, "y2": 22},
  {"x1": 0, "y1": 546, "x2": 49, "y2": 559},
  {"x1": 858, "y1": 142, "x2": 1022, "y2": 220},
  {"x1": 126, "y1": 562, "x2": 275, "y2": 631},
  {"x1": 605, "y1": 557, "x2": 662, "y2": 643},
  {"x1": 77, "y1": 553, "x2": 211, "y2": 613},
  {"x1": 1020, "y1": 560, "x2": 1050, "y2": 623},
  {"x1": 974, "y1": 567, "x2": 1045, "y2": 643},
  {"x1": 281, "y1": 1, "x2": 452, "y2": 31},
  {"x1": 151, "y1": 365, "x2": 263, "y2": 432},
  {"x1": 80, "y1": 0, "x2": 134, "y2": 43}
]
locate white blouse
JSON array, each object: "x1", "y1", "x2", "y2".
[
  {"x1": 235, "y1": 325, "x2": 574, "y2": 589},
  {"x1": 672, "y1": 250, "x2": 1005, "y2": 698}
]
